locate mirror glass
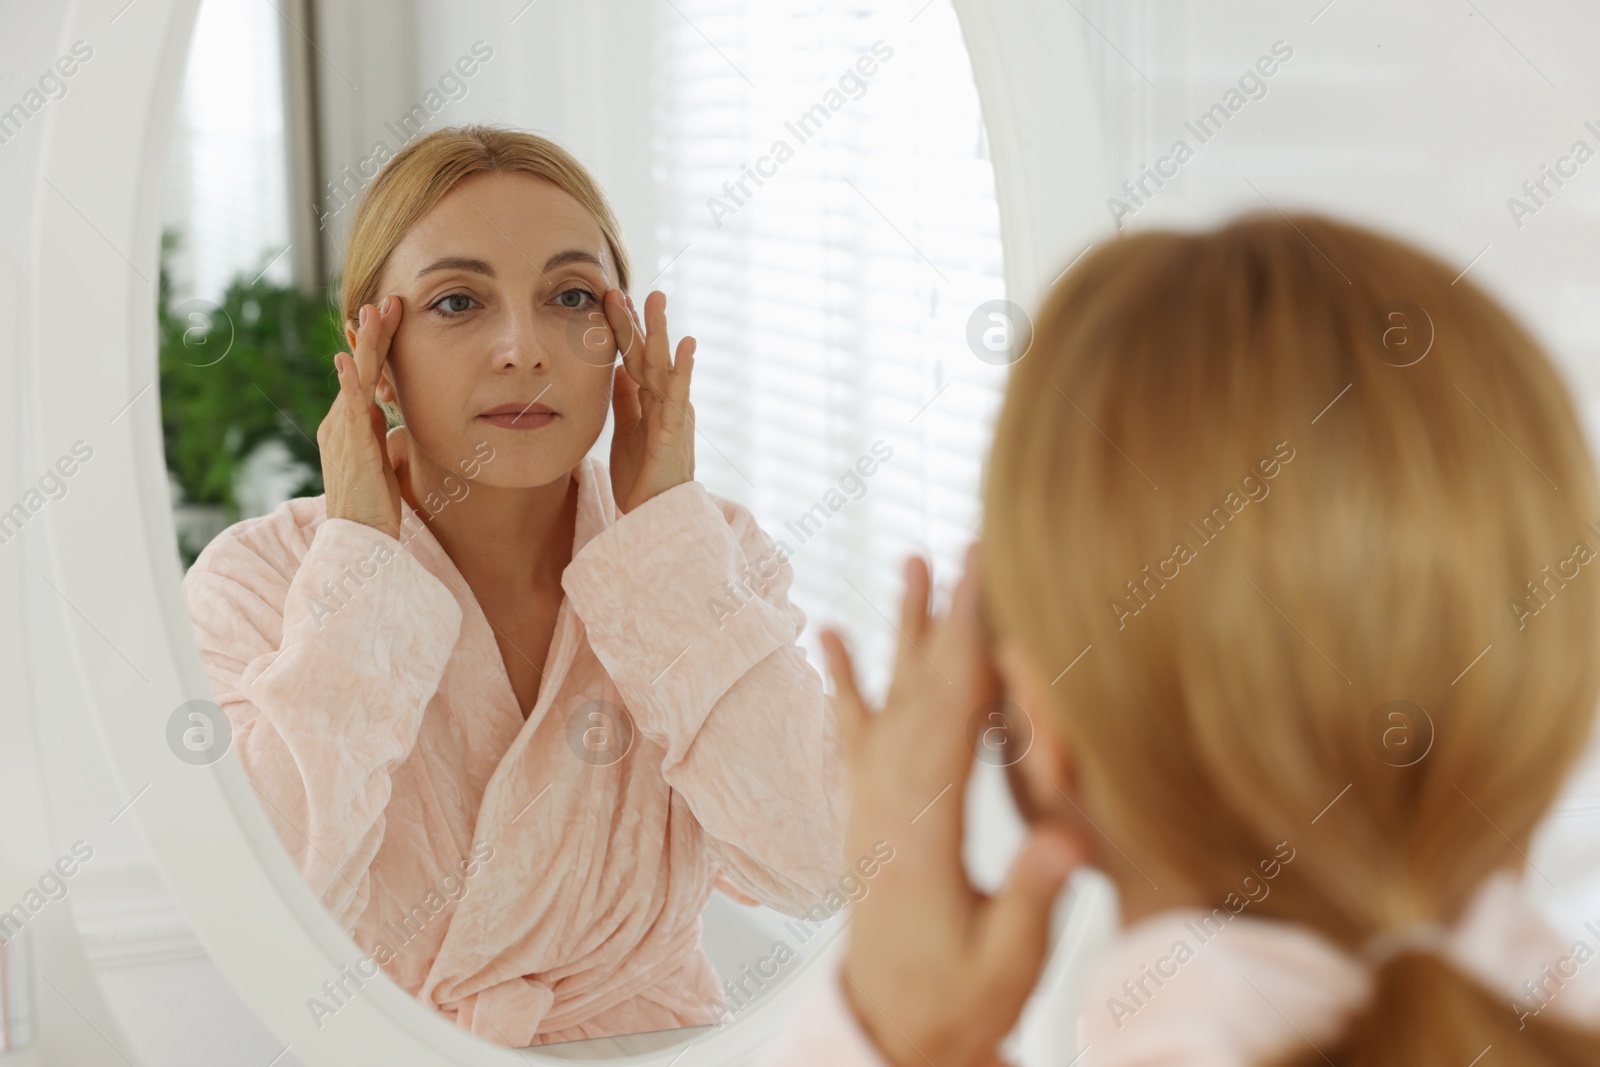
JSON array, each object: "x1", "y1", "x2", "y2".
[{"x1": 157, "y1": 0, "x2": 1012, "y2": 1054}]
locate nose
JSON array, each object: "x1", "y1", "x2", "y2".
[{"x1": 490, "y1": 300, "x2": 551, "y2": 370}]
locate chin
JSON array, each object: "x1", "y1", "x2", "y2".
[
  {"x1": 478, "y1": 432, "x2": 592, "y2": 485},
  {"x1": 486, "y1": 455, "x2": 583, "y2": 489}
]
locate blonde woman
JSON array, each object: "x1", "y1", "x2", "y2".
[
  {"x1": 767, "y1": 213, "x2": 1600, "y2": 1065},
  {"x1": 181, "y1": 125, "x2": 845, "y2": 1047}
]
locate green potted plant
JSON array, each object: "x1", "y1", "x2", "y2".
[{"x1": 158, "y1": 228, "x2": 343, "y2": 567}]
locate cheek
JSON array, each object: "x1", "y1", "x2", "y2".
[
  {"x1": 577, "y1": 363, "x2": 616, "y2": 421},
  {"x1": 390, "y1": 327, "x2": 457, "y2": 387},
  {"x1": 384, "y1": 329, "x2": 475, "y2": 415},
  {"x1": 559, "y1": 305, "x2": 619, "y2": 368}
]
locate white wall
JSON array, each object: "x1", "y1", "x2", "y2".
[
  {"x1": 1075, "y1": 0, "x2": 1600, "y2": 933},
  {"x1": 1083, "y1": 0, "x2": 1600, "y2": 414},
  {"x1": 311, "y1": 0, "x2": 658, "y2": 304}
]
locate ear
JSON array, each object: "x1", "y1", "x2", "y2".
[{"x1": 376, "y1": 365, "x2": 397, "y2": 405}]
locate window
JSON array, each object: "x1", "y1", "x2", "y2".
[
  {"x1": 163, "y1": 0, "x2": 293, "y2": 307},
  {"x1": 163, "y1": 0, "x2": 314, "y2": 551},
  {"x1": 653, "y1": 0, "x2": 1011, "y2": 699}
]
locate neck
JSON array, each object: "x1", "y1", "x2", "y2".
[{"x1": 401, "y1": 448, "x2": 578, "y2": 591}]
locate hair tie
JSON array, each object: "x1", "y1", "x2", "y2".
[
  {"x1": 1077, "y1": 869, "x2": 1600, "y2": 1066},
  {"x1": 1357, "y1": 921, "x2": 1449, "y2": 970}
]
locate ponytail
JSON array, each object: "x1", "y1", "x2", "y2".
[{"x1": 1272, "y1": 952, "x2": 1600, "y2": 1067}]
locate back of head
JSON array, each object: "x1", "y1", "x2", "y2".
[{"x1": 981, "y1": 212, "x2": 1600, "y2": 1064}]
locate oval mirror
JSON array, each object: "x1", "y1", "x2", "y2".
[{"x1": 23, "y1": 0, "x2": 1110, "y2": 1063}]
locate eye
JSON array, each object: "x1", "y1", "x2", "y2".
[
  {"x1": 554, "y1": 286, "x2": 599, "y2": 311},
  {"x1": 429, "y1": 292, "x2": 479, "y2": 318}
]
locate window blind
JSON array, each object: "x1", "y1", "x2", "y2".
[
  {"x1": 652, "y1": 0, "x2": 1012, "y2": 701},
  {"x1": 162, "y1": 0, "x2": 293, "y2": 308}
]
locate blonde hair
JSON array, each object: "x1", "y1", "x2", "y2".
[
  {"x1": 335, "y1": 124, "x2": 632, "y2": 423},
  {"x1": 981, "y1": 212, "x2": 1600, "y2": 1064}
]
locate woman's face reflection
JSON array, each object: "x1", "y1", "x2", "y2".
[
  {"x1": 165, "y1": 131, "x2": 859, "y2": 1050},
  {"x1": 371, "y1": 170, "x2": 620, "y2": 490}
]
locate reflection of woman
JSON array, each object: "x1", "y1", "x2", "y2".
[
  {"x1": 765, "y1": 215, "x2": 1600, "y2": 1065},
  {"x1": 181, "y1": 125, "x2": 846, "y2": 1048}
]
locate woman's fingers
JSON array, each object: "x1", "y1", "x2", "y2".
[
  {"x1": 609, "y1": 289, "x2": 693, "y2": 418},
  {"x1": 639, "y1": 291, "x2": 666, "y2": 396},
  {"x1": 821, "y1": 628, "x2": 870, "y2": 753},
  {"x1": 671, "y1": 335, "x2": 695, "y2": 402},
  {"x1": 830, "y1": 544, "x2": 1073, "y2": 1067},
  {"x1": 331, "y1": 350, "x2": 372, "y2": 467},
  {"x1": 897, "y1": 555, "x2": 926, "y2": 635},
  {"x1": 662, "y1": 336, "x2": 696, "y2": 433},
  {"x1": 617, "y1": 290, "x2": 650, "y2": 386},
  {"x1": 628, "y1": 290, "x2": 692, "y2": 402},
  {"x1": 972, "y1": 828, "x2": 1084, "y2": 1006},
  {"x1": 347, "y1": 297, "x2": 403, "y2": 398},
  {"x1": 611, "y1": 360, "x2": 642, "y2": 429},
  {"x1": 933, "y1": 544, "x2": 1003, "y2": 711},
  {"x1": 602, "y1": 286, "x2": 698, "y2": 512},
  {"x1": 367, "y1": 400, "x2": 388, "y2": 446},
  {"x1": 605, "y1": 289, "x2": 644, "y2": 380},
  {"x1": 342, "y1": 309, "x2": 369, "y2": 390},
  {"x1": 887, "y1": 555, "x2": 933, "y2": 698},
  {"x1": 322, "y1": 306, "x2": 404, "y2": 542}
]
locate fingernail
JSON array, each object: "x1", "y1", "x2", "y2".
[
  {"x1": 380, "y1": 295, "x2": 393, "y2": 315},
  {"x1": 625, "y1": 293, "x2": 634, "y2": 311},
  {"x1": 359, "y1": 305, "x2": 369, "y2": 327}
]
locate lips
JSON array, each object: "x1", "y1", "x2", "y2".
[
  {"x1": 478, "y1": 400, "x2": 557, "y2": 431},
  {"x1": 480, "y1": 401, "x2": 555, "y2": 417}
]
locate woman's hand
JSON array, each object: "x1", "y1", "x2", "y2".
[
  {"x1": 819, "y1": 546, "x2": 1086, "y2": 1067},
  {"x1": 321, "y1": 296, "x2": 407, "y2": 542},
  {"x1": 604, "y1": 288, "x2": 696, "y2": 514}
]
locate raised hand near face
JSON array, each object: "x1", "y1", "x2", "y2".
[
  {"x1": 322, "y1": 296, "x2": 408, "y2": 542},
  {"x1": 819, "y1": 546, "x2": 1087, "y2": 1067},
  {"x1": 603, "y1": 288, "x2": 696, "y2": 515}
]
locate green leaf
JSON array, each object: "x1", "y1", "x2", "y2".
[{"x1": 158, "y1": 228, "x2": 344, "y2": 564}]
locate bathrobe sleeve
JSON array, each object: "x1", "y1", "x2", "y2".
[
  {"x1": 561, "y1": 479, "x2": 848, "y2": 911},
  {"x1": 181, "y1": 513, "x2": 464, "y2": 929}
]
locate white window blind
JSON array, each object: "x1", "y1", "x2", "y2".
[
  {"x1": 652, "y1": 0, "x2": 1011, "y2": 700},
  {"x1": 162, "y1": 0, "x2": 293, "y2": 307}
]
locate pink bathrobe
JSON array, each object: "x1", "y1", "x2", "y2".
[{"x1": 181, "y1": 453, "x2": 847, "y2": 1047}]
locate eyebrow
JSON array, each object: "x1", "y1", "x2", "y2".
[{"x1": 414, "y1": 249, "x2": 605, "y2": 280}]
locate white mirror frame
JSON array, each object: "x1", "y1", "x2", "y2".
[{"x1": 16, "y1": 0, "x2": 1110, "y2": 1062}]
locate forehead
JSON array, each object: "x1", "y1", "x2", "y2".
[{"x1": 382, "y1": 170, "x2": 613, "y2": 285}]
